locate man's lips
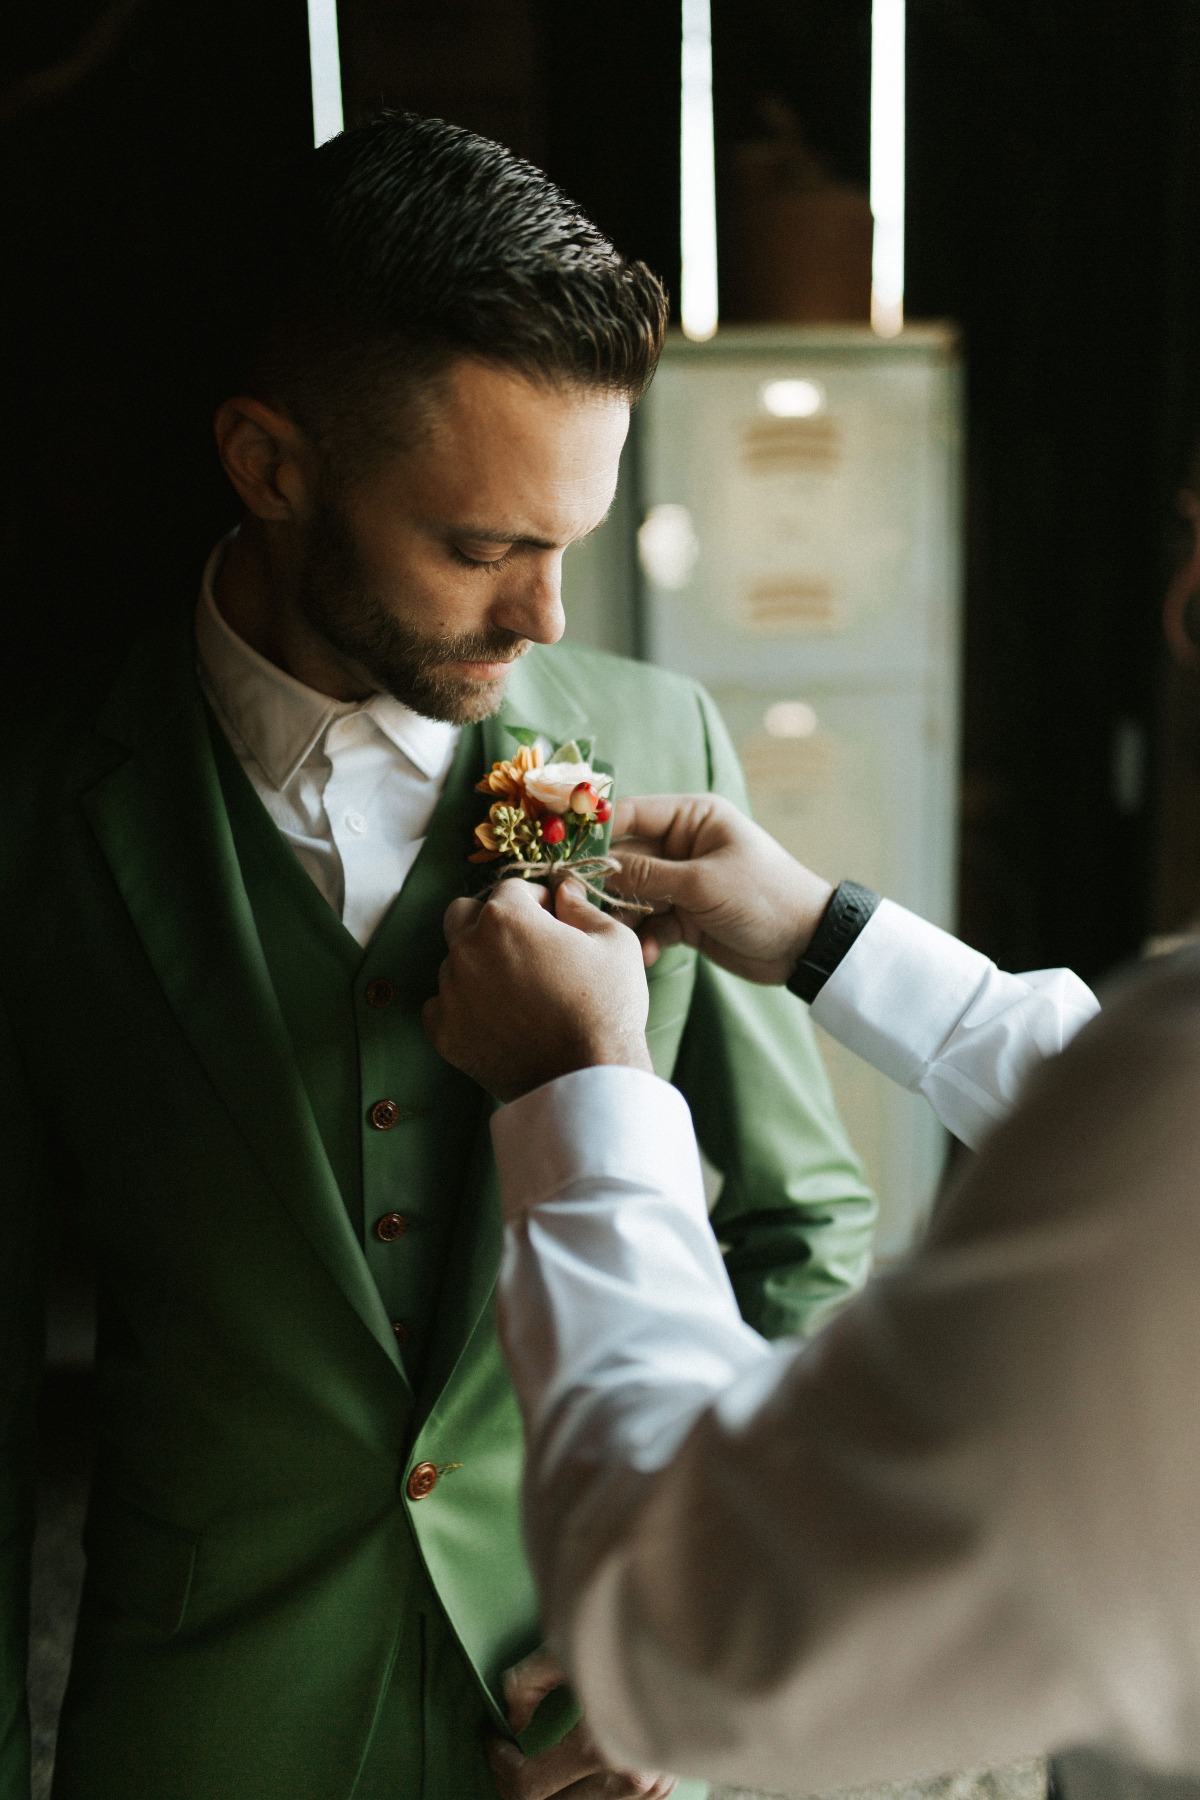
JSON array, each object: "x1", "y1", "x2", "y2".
[
  {"x1": 446, "y1": 651, "x2": 527, "y2": 680},
  {"x1": 451, "y1": 659, "x2": 517, "y2": 680}
]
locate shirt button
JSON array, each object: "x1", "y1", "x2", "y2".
[
  {"x1": 392, "y1": 1320, "x2": 410, "y2": 1346},
  {"x1": 375, "y1": 1212, "x2": 407, "y2": 1243},
  {"x1": 365, "y1": 977, "x2": 396, "y2": 1009},
  {"x1": 369, "y1": 1099, "x2": 401, "y2": 1130},
  {"x1": 406, "y1": 1462, "x2": 439, "y2": 1501},
  {"x1": 345, "y1": 811, "x2": 367, "y2": 835}
]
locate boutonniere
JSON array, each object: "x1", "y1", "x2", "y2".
[{"x1": 470, "y1": 729, "x2": 636, "y2": 910}]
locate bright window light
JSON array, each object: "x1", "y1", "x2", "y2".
[
  {"x1": 308, "y1": 0, "x2": 344, "y2": 146},
  {"x1": 760, "y1": 378, "x2": 826, "y2": 418},
  {"x1": 870, "y1": 0, "x2": 905, "y2": 336},
  {"x1": 680, "y1": 0, "x2": 718, "y2": 341},
  {"x1": 638, "y1": 504, "x2": 700, "y2": 590},
  {"x1": 765, "y1": 701, "x2": 819, "y2": 740}
]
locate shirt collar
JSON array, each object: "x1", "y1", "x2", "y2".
[
  {"x1": 361, "y1": 691, "x2": 460, "y2": 781},
  {"x1": 195, "y1": 535, "x2": 459, "y2": 790}
]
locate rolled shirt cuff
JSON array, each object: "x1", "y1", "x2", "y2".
[
  {"x1": 812, "y1": 897, "x2": 999, "y2": 1090},
  {"x1": 491, "y1": 1065, "x2": 707, "y2": 1225}
]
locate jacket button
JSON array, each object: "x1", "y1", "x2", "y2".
[
  {"x1": 375, "y1": 1212, "x2": 407, "y2": 1243},
  {"x1": 365, "y1": 977, "x2": 395, "y2": 1009},
  {"x1": 406, "y1": 1462, "x2": 439, "y2": 1501},
  {"x1": 369, "y1": 1098, "x2": 401, "y2": 1130},
  {"x1": 392, "y1": 1319, "x2": 410, "y2": 1346}
]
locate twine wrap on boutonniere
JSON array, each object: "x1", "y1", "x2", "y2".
[{"x1": 470, "y1": 729, "x2": 648, "y2": 912}]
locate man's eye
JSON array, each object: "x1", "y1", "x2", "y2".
[{"x1": 451, "y1": 545, "x2": 514, "y2": 570}]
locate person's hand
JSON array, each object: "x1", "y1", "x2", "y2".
[
  {"x1": 486, "y1": 1648, "x2": 677, "y2": 1799},
  {"x1": 422, "y1": 878, "x2": 653, "y2": 1102},
  {"x1": 608, "y1": 793, "x2": 834, "y2": 985}
]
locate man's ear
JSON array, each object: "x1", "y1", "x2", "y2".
[{"x1": 213, "y1": 395, "x2": 314, "y2": 523}]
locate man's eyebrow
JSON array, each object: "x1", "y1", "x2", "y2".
[
  {"x1": 439, "y1": 502, "x2": 614, "y2": 552},
  {"x1": 439, "y1": 522, "x2": 557, "y2": 549}
]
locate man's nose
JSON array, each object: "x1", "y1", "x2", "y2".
[{"x1": 494, "y1": 556, "x2": 566, "y2": 648}]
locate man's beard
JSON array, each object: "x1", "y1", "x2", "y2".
[{"x1": 296, "y1": 495, "x2": 527, "y2": 724}]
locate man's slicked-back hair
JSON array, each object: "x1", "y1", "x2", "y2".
[{"x1": 240, "y1": 111, "x2": 669, "y2": 469}]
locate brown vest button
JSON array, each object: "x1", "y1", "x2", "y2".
[
  {"x1": 374, "y1": 1212, "x2": 407, "y2": 1243},
  {"x1": 369, "y1": 1098, "x2": 401, "y2": 1130},
  {"x1": 406, "y1": 1462, "x2": 439, "y2": 1501},
  {"x1": 391, "y1": 1319, "x2": 410, "y2": 1346},
  {"x1": 365, "y1": 977, "x2": 395, "y2": 1009}
]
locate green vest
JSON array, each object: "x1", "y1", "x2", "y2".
[
  {"x1": 210, "y1": 713, "x2": 490, "y2": 1388},
  {"x1": 209, "y1": 714, "x2": 508, "y2": 1798}
]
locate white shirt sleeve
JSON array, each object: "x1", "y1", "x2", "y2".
[
  {"x1": 811, "y1": 898, "x2": 1100, "y2": 1148},
  {"x1": 494, "y1": 1067, "x2": 773, "y2": 1491}
]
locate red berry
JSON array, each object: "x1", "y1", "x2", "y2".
[
  {"x1": 594, "y1": 798, "x2": 612, "y2": 824},
  {"x1": 543, "y1": 816, "x2": 567, "y2": 845}
]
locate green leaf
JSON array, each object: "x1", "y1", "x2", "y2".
[
  {"x1": 505, "y1": 726, "x2": 542, "y2": 749},
  {"x1": 550, "y1": 739, "x2": 586, "y2": 765}
]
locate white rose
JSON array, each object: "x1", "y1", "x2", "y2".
[{"x1": 523, "y1": 762, "x2": 613, "y2": 815}]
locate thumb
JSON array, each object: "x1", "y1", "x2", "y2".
[
  {"x1": 554, "y1": 876, "x2": 619, "y2": 935},
  {"x1": 608, "y1": 845, "x2": 706, "y2": 912}
]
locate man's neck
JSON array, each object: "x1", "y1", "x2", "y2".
[{"x1": 214, "y1": 525, "x2": 372, "y2": 703}]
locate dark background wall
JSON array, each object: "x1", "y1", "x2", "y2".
[
  {"x1": 906, "y1": 1, "x2": 1200, "y2": 976},
  {"x1": 0, "y1": 0, "x2": 310, "y2": 675},
  {"x1": 3, "y1": 0, "x2": 1200, "y2": 983}
]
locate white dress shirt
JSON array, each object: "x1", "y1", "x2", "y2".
[
  {"x1": 494, "y1": 922, "x2": 1121, "y2": 1793},
  {"x1": 195, "y1": 539, "x2": 460, "y2": 946}
]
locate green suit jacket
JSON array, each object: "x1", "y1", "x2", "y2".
[{"x1": 0, "y1": 614, "x2": 875, "y2": 1799}]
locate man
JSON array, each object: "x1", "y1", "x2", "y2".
[
  {"x1": 0, "y1": 113, "x2": 882, "y2": 1800},
  {"x1": 424, "y1": 795, "x2": 1200, "y2": 1799}
]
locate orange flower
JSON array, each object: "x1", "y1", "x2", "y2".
[
  {"x1": 476, "y1": 743, "x2": 544, "y2": 801},
  {"x1": 469, "y1": 819, "x2": 501, "y2": 864}
]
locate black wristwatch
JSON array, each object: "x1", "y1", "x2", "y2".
[{"x1": 786, "y1": 880, "x2": 881, "y2": 1005}]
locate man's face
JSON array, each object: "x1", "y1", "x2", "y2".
[{"x1": 295, "y1": 360, "x2": 630, "y2": 723}]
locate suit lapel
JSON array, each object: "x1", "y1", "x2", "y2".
[
  {"x1": 82, "y1": 617, "x2": 405, "y2": 1379},
  {"x1": 423, "y1": 649, "x2": 603, "y2": 1408}
]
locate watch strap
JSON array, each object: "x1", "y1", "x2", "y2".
[{"x1": 787, "y1": 880, "x2": 881, "y2": 1005}]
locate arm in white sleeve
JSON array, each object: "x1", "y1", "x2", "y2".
[
  {"x1": 811, "y1": 898, "x2": 1099, "y2": 1148},
  {"x1": 495, "y1": 1066, "x2": 774, "y2": 1495},
  {"x1": 496, "y1": 961, "x2": 1200, "y2": 1793}
]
